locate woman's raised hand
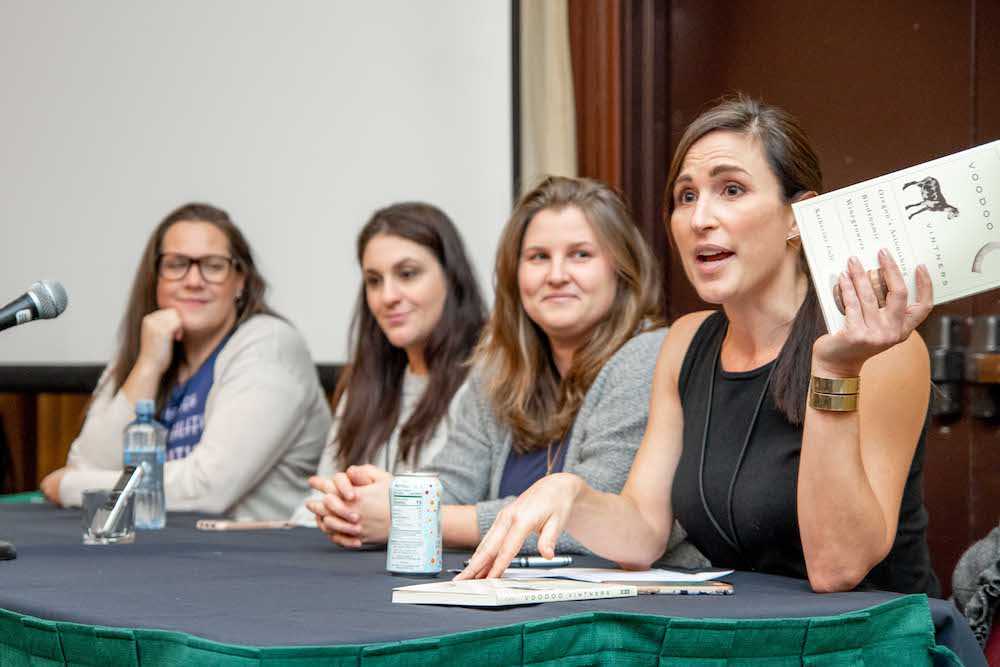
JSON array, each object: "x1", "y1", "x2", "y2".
[
  {"x1": 136, "y1": 309, "x2": 184, "y2": 376},
  {"x1": 813, "y1": 249, "x2": 933, "y2": 377},
  {"x1": 122, "y1": 308, "x2": 185, "y2": 405},
  {"x1": 456, "y1": 472, "x2": 582, "y2": 580}
]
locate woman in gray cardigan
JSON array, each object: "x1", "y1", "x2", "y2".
[
  {"x1": 293, "y1": 202, "x2": 486, "y2": 526},
  {"x1": 311, "y1": 177, "x2": 702, "y2": 564}
]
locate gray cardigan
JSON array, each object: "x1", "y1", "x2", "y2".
[{"x1": 425, "y1": 328, "x2": 707, "y2": 567}]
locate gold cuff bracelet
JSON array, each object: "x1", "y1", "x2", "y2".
[
  {"x1": 810, "y1": 376, "x2": 860, "y2": 395},
  {"x1": 808, "y1": 390, "x2": 859, "y2": 412}
]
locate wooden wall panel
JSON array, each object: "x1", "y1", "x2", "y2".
[
  {"x1": 0, "y1": 394, "x2": 36, "y2": 492},
  {"x1": 621, "y1": 0, "x2": 674, "y2": 318},
  {"x1": 970, "y1": 0, "x2": 1000, "y2": 548},
  {"x1": 664, "y1": 0, "x2": 980, "y2": 323},
  {"x1": 568, "y1": 0, "x2": 622, "y2": 190},
  {"x1": 35, "y1": 394, "x2": 89, "y2": 485},
  {"x1": 570, "y1": 0, "x2": 996, "y2": 596},
  {"x1": 0, "y1": 393, "x2": 89, "y2": 493}
]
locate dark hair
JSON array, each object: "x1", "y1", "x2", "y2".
[
  {"x1": 111, "y1": 203, "x2": 278, "y2": 409},
  {"x1": 474, "y1": 176, "x2": 662, "y2": 452},
  {"x1": 335, "y1": 203, "x2": 486, "y2": 468},
  {"x1": 663, "y1": 94, "x2": 825, "y2": 424}
]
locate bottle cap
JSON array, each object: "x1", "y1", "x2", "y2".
[{"x1": 135, "y1": 399, "x2": 155, "y2": 417}]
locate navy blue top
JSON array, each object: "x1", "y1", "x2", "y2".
[
  {"x1": 498, "y1": 439, "x2": 568, "y2": 498},
  {"x1": 159, "y1": 334, "x2": 231, "y2": 461}
]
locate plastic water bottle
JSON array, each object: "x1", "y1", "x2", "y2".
[{"x1": 123, "y1": 399, "x2": 167, "y2": 529}]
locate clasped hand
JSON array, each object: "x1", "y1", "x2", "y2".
[{"x1": 306, "y1": 464, "x2": 392, "y2": 548}]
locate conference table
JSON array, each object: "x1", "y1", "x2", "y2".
[{"x1": 0, "y1": 502, "x2": 985, "y2": 666}]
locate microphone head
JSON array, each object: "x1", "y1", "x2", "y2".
[{"x1": 29, "y1": 280, "x2": 69, "y2": 319}]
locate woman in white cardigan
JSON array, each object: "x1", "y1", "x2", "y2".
[{"x1": 41, "y1": 203, "x2": 331, "y2": 520}]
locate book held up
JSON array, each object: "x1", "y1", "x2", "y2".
[{"x1": 792, "y1": 140, "x2": 1000, "y2": 332}]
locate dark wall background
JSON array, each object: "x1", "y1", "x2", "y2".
[{"x1": 570, "y1": 0, "x2": 999, "y2": 596}]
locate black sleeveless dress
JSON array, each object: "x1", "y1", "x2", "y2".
[{"x1": 671, "y1": 311, "x2": 939, "y2": 595}]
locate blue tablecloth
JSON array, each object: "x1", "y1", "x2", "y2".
[{"x1": 0, "y1": 503, "x2": 985, "y2": 665}]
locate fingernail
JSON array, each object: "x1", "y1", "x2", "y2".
[{"x1": 878, "y1": 248, "x2": 888, "y2": 260}]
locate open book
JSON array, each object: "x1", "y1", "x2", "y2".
[
  {"x1": 392, "y1": 578, "x2": 637, "y2": 607},
  {"x1": 792, "y1": 140, "x2": 1000, "y2": 332}
]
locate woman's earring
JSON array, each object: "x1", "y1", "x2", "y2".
[{"x1": 235, "y1": 292, "x2": 243, "y2": 303}]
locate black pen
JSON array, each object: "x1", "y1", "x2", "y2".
[{"x1": 462, "y1": 556, "x2": 573, "y2": 568}]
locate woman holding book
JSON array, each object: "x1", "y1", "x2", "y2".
[
  {"x1": 293, "y1": 202, "x2": 486, "y2": 525},
  {"x1": 41, "y1": 203, "x2": 332, "y2": 520},
  {"x1": 459, "y1": 96, "x2": 939, "y2": 594},
  {"x1": 311, "y1": 176, "x2": 704, "y2": 565}
]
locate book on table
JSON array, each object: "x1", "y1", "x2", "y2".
[
  {"x1": 391, "y1": 578, "x2": 638, "y2": 607},
  {"x1": 392, "y1": 568, "x2": 737, "y2": 605},
  {"x1": 792, "y1": 140, "x2": 1000, "y2": 333}
]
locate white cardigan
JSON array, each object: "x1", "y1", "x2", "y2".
[{"x1": 59, "y1": 314, "x2": 332, "y2": 521}]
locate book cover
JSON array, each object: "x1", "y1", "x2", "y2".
[
  {"x1": 391, "y1": 578, "x2": 637, "y2": 607},
  {"x1": 792, "y1": 140, "x2": 1000, "y2": 332}
]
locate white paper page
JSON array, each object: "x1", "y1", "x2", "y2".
[{"x1": 501, "y1": 567, "x2": 734, "y2": 583}]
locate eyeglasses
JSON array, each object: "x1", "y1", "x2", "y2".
[{"x1": 156, "y1": 253, "x2": 237, "y2": 284}]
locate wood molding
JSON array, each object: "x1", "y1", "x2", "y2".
[
  {"x1": 621, "y1": 0, "x2": 676, "y2": 319},
  {"x1": 568, "y1": 0, "x2": 621, "y2": 189}
]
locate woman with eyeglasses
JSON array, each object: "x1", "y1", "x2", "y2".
[{"x1": 40, "y1": 203, "x2": 332, "y2": 520}]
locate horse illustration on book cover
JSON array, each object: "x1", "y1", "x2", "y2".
[{"x1": 903, "y1": 175, "x2": 997, "y2": 274}]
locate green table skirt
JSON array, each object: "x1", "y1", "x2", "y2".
[
  {"x1": 0, "y1": 594, "x2": 962, "y2": 666},
  {"x1": 0, "y1": 491, "x2": 45, "y2": 504}
]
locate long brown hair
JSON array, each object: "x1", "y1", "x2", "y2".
[
  {"x1": 663, "y1": 94, "x2": 825, "y2": 424},
  {"x1": 110, "y1": 203, "x2": 278, "y2": 409},
  {"x1": 475, "y1": 176, "x2": 662, "y2": 453},
  {"x1": 334, "y1": 203, "x2": 486, "y2": 469}
]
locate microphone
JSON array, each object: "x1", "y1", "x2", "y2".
[{"x1": 0, "y1": 280, "x2": 69, "y2": 332}]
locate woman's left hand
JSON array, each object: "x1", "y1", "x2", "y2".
[{"x1": 812, "y1": 249, "x2": 933, "y2": 377}]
